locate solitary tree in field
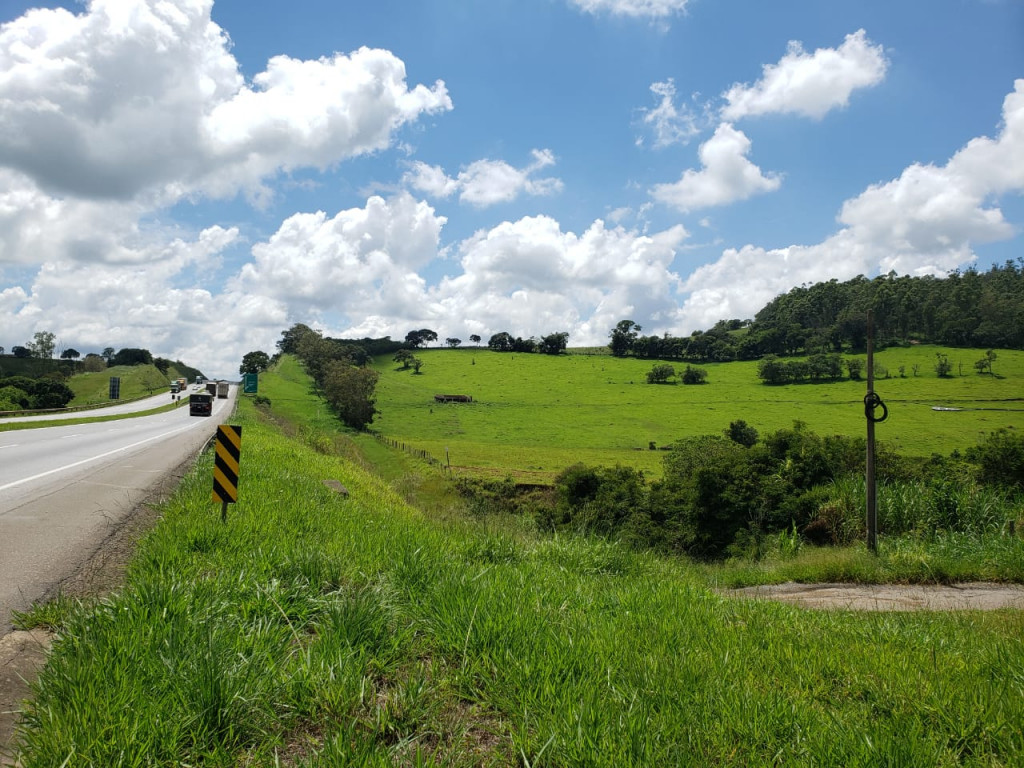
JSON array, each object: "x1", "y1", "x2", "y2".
[
  {"x1": 934, "y1": 353, "x2": 953, "y2": 378},
  {"x1": 393, "y1": 349, "x2": 414, "y2": 369},
  {"x1": 445, "y1": 337, "x2": 462, "y2": 348},
  {"x1": 469, "y1": 334, "x2": 482, "y2": 346},
  {"x1": 980, "y1": 349, "x2": 998, "y2": 375}
]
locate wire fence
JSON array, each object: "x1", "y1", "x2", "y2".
[{"x1": 373, "y1": 433, "x2": 447, "y2": 472}]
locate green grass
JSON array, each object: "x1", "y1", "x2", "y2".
[
  {"x1": 370, "y1": 345, "x2": 1024, "y2": 481},
  {"x1": 10, "y1": 386, "x2": 1024, "y2": 766},
  {"x1": 67, "y1": 363, "x2": 175, "y2": 406},
  {"x1": 706, "y1": 532, "x2": 1024, "y2": 588}
]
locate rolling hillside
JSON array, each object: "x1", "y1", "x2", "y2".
[{"x1": 370, "y1": 345, "x2": 1024, "y2": 481}]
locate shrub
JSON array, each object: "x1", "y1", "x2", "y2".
[
  {"x1": 966, "y1": 429, "x2": 1024, "y2": 490},
  {"x1": 646, "y1": 364, "x2": 675, "y2": 384},
  {"x1": 0, "y1": 385, "x2": 30, "y2": 410},
  {"x1": 681, "y1": 365, "x2": 707, "y2": 385},
  {"x1": 725, "y1": 420, "x2": 758, "y2": 447}
]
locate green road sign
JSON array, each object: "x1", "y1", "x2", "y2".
[{"x1": 243, "y1": 373, "x2": 258, "y2": 394}]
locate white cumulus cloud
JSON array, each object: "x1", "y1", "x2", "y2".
[
  {"x1": 721, "y1": 29, "x2": 888, "y2": 121},
  {"x1": 236, "y1": 206, "x2": 689, "y2": 351},
  {"x1": 1, "y1": 224, "x2": 260, "y2": 375},
  {"x1": 429, "y1": 216, "x2": 689, "y2": 344},
  {"x1": 403, "y1": 149, "x2": 563, "y2": 207},
  {"x1": 235, "y1": 193, "x2": 446, "y2": 315},
  {"x1": 637, "y1": 79, "x2": 704, "y2": 148},
  {"x1": 569, "y1": 0, "x2": 690, "y2": 19},
  {"x1": 650, "y1": 123, "x2": 781, "y2": 211},
  {"x1": 676, "y1": 79, "x2": 1024, "y2": 330},
  {"x1": 0, "y1": 0, "x2": 451, "y2": 205}
]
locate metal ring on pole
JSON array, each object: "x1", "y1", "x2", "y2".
[{"x1": 864, "y1": 391, "x2": 888, "y2": 423}]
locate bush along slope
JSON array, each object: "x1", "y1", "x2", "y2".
[
  {"x1": 12, "y1": 404, "x2": 1024, "y2": 766},
  {"x1": 507, "y1": 420, "x2": 1024, "y2": 578}
]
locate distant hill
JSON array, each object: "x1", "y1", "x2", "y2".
[{"x1": 613, "y1": 262, "x2": 1024, "y2": 364}]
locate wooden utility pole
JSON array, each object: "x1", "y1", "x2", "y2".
[
  {"x1": 863, "y1": 311, "x2": 889, "y2": 553},
  {"x1": 865, "y1": 311, "x2": 877, "y2": 553}
]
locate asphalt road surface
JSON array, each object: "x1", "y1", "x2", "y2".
[
  {"x1": 0, "y1": 386, "x2": 205, "y2": 423},
  {"x1": 0, "y1": 388, "x2": 236, "y2": 634}
]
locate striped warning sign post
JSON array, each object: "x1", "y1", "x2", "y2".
[{"x1": 212, "y1": 424, "x2": 242, "y2": 521}]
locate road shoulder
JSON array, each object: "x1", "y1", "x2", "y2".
[{"x1": 0, "y1": 454, "x2": 192, "y2": 765}]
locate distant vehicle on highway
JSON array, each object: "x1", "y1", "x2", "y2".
[
  {"x1": 189, "y1": 392, "x2": 213, "y2": 417},
  {"x1": 216, "y1": 381, "x2": 229, "y2": 399}
]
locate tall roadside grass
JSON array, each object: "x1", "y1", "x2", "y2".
[
  {"x1": 710, "y1": 474, "x2": 1024, "y2": 587},
  {"x1": 11, "y1": 403, "x2": 1024, "y2": 766}
]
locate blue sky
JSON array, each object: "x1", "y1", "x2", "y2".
[{"x1": 1, "y1": 0, "x2": 1021, "y2": 378}]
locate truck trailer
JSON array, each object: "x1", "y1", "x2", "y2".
[
  {"x1": 216, "y1": 381, "x2": 229, "y2": 399},
  {"x1": 189, "y1": 392, "x2": 213, "y2": 417}
]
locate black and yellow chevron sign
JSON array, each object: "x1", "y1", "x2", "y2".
[{"x1": 212, "y1": 424, "x2": 242, "y2": 504}]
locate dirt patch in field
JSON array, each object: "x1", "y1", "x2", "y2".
[{"x1": 731, "y1": 582, "x2": 1024, "y2": 611}]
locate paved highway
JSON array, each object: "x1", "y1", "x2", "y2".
[
  {"x1": 0, "y1": 388, "x2": 237, "y2": 634},
  {"x1": 0, "y1": 386, "x2": 204, "y2": 423}
]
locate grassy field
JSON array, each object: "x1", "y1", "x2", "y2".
[
  {"x1": 67, "y1": 363, "x2": 179, "y2": 406},
  {"x1": 11, "y1": 386, "x2": 1024, "y2": 766},
  {"x1": 369, "y1": 345, "x2": 1024, "y2": 481}
]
